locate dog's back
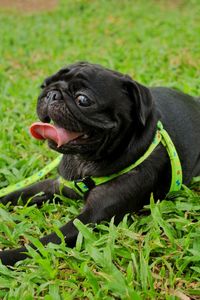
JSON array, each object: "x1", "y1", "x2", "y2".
[{"x1": 151, "y1": 87, "x2": 200, "y2": 184}]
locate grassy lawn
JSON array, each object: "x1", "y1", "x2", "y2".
[{"x1": 0, "y1": 0, "x2": 200, "y2": 298}]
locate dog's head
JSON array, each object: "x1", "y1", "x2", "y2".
[{"x1": 34, "y1": 62, "x2": 153, "y2": 159}]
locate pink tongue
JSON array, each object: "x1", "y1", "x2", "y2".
[{"x1": 30, "y1": 122, "x2": 82, "y2": 147}]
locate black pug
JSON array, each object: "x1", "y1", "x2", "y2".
[{"x1": 1, "y1": 62, "x2": 200, "y2": 266}]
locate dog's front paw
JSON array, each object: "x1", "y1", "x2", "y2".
[
  {"x1": 0, "y1": 247, "x2": 28, "y2": 266},
  {"x1": 0, "y1": 190, "x2": 23, "y2": 206}
]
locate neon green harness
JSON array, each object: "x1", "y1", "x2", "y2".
[{"x1": 0, "y1": 121, "x2": 182, "y2": 198}]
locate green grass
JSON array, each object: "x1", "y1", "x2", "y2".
[{"x1": 0, "y1": 0, "x2": 200, "y2": 298}]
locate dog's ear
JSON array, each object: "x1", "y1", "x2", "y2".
[{"x1": 123, "y1": 75, "x2": 153, "y2": 126}]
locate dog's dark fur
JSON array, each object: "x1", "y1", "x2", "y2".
[{"x1": 1, "y1": 62, "x2": 200, "y2": 265}]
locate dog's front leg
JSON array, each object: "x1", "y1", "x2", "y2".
[{"x1": 0, "y1": 178, "x2": 79, "y2": 206}]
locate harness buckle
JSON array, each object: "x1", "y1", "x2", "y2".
[{"x1": 74, "y1": 176, "x2": 96, "y2": 195}]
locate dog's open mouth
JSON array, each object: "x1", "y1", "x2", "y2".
[{"x1": 30, "y1": 122, "x2": 88, "y2": 147}]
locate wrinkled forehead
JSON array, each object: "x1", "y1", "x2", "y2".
[{"x1": 42, "y1": 62, "x2": 123, "y2": 89}]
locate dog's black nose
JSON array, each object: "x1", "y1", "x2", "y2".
[{"x1": 46, "y1": 90, "x2": 62, "y2": 101}]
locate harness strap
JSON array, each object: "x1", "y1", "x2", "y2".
[
  {"x1": 0, "y1": 155, "x2": 62, "y2": 198},
  {"x1": 157, "y1": 121, "x2": 182, "y2": 192}
]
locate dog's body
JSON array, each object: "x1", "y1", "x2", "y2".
[{"x1": 1, "y1": 62, "x2": 200, "y2": 265}]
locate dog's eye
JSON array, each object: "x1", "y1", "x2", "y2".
[{"x1": 75, "y1": 94, "x2": 92, "y2": 107}]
